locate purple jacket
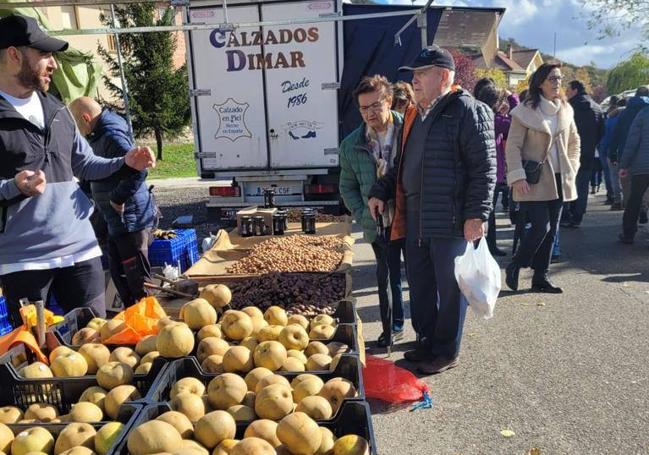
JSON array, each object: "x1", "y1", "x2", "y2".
[{"x1": 494, "y1": 93, "x2": 520, "y2": 183}]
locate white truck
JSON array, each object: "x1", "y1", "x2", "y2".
[
  {"x1": 183, "y1": 1, "x2": 504, "y2": 222},
  {"x1": 185, "y1": 0, "x2": 343, "y2": 221}
]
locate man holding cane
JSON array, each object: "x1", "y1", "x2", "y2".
[{"x1": 368, "y1": 46, "x2": 496, "y2": 374}]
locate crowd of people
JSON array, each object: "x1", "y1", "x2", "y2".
[
  {"x1": 1, "y1": 13, "x2": 648, "y2": 378},
  {"x1": 340, "y1": 45, "x2": 649, "y2": 375}
]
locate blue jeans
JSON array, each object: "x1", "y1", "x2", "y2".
[
  {"x1": 599, "y1": 154, "x2": 612, "y2": 196},
  {"x1": 370, "y1": 235, "x2": 405, "y2": 336},
  {"x1": 405, "y1": 237, "x2": 468, "y2": 358}
]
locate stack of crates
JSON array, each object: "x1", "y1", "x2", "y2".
[
  {"x1": 148, "y1": 229, "x2": 200, "y2": 273},
  {"x1": 0, "y1": 296, "x2": 11, "y2": 335}
]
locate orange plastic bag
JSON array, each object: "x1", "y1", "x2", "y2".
[
  {"x1": 0, "y1": 328, "x2": 48, "y2": 364},
  {"x1": 103, "y1": 296, "x2": 168, "y2": 345}
]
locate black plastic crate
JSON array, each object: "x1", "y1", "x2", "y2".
[
  {"x1": 6, "y1": 403, "x2": 143, "y2": 455},
  {"x1": 311, "y1": 323, "x2": 359, "y2": 355},
  {"x1": 329, "y1": 299, "x2": 358, "y2": 326},
  {"x1": 147, "y1": 353, "x2": 364, "y2": 408},
  {"x1": 49, "y1": 306, "x2": 99, "y2": 347},
  {"x1": 113, "y1": 400, "x2": 377, "y2": 455},
  {"x1": 0, "y1": 354, "x2": 168, "y2": 415}
]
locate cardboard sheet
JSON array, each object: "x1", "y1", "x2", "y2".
[{"x1": 185, "y1": 220, "x2": 354, "y2": 277}]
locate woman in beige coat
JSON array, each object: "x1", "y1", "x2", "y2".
[{"x1": 504, "y1": 63, "x2": 581, "y2": 293}]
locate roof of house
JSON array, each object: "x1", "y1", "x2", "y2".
[
  {"x1": 472, "y1": 50, "x2": 525, "y2": 73},
  {"x1": 511, "y1": 49, "x2": 540, "y2": 69}
]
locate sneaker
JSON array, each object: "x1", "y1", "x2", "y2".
[
  {"x1": 417, "y1": 355, "x2": 459, "y2": 375},
  {"x1": 551, "y1": 254, "x2": 561, "y2": 263},
  {"x1": 376, "y1": 330, "x2": 404, "y2": 347},
  {"x1": 531, "y1": 276, "x2": 563, "y2": 294}
]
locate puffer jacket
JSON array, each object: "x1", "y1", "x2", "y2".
[
  {"x1": 338, "y1": 111, "x2": 403, "y2": 243},
  {"x1": 369, "y1": 89, "x2": 496, "y2": 240},
  {"x1": 609, "y1": 96, "x2": 649, "y2": 162},
  {"x1": 569, "y1": 93, "x2": 605, "y2": 169},
  {"x1": 88, "y1": 109, "x2": 157, "y2": 237},
  {"x1": 620, "y1": 106, "x2": 649, "y2": 175}
]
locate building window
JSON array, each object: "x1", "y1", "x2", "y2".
[{"x1": 60, "y1": 5, "x2": 78, "y2": 30}]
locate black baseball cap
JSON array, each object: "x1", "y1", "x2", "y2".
[
  {"x1": 399, "y1": 45, "x2": 455, "y2": 72},
  {"x1": 0, "y1": 14, "x2": 69, "y2": 52}
]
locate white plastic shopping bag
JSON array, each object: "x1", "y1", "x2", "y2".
[{"x1": 454, "y1": 237, "x2": 501, "y2": 319}]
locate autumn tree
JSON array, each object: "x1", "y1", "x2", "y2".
[
  {"x1": 449, "y1": 50, "x2": 477, "y2": 92},
  {"x1": 474, "y1": 68, "x2": 508, "y2": 89}
]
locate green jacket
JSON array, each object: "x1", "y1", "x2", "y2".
[{"x1": 339, "y1": 111, "x2": 403, "y2": 243}]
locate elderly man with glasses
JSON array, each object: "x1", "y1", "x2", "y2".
[
  {"x1": 368, "y1": 46, "x2": 496, "y2": 374},
  {"x1": 339, "y1": 74, "x2": 406, "y2": 348}
]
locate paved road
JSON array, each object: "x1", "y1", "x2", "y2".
[{"x1": 352, "y1": 194, "x2": 649, "y2": 455}]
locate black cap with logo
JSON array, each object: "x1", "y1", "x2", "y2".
[
  {"x1": 0, "y1": 14, "x2": 69, "y2": 52},
  {"x1": 399, "y1": 45, "x2": 455, "y2": 72}
]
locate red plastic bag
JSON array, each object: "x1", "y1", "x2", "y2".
[{"x1": 362, "y1": 355, "x2": 432, "y2": 411}]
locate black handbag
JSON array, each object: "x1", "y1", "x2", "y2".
[{"x1": 522, "y1": 159, "x2": 545, "y2": 185}]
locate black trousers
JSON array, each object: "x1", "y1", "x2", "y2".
[
  {"x1": 513, "y1": 176, "x2": 564, "y2": 276},
  {"x1": 1, "y1": 257, "x2": 106, "y2": 328},
  {"x1": 370, "y1": 233, "x2": 405, "y2": 337},
  {"x1": 406, "y1": 237, "x2": 468, "y2": 358},
  {"x1": 622, "y1": 174, "x2": 649, "y2": 239},
  {"x1": 487, "y1": 183, "x2": 509, "y2": 251},
  {"x1": 108, "y1": 229, "x2": 153, "y2": 306}
]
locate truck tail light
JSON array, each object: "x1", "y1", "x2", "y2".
[
  {"x1": 209, "y1": 186, "x2": 240, "y2": 197},
  {"x1": 305, "y1": 184, "x2": 337, "y2": 194}
]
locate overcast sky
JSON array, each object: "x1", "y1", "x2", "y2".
[{"x1": 383, "y1": 0, "x2": 642, "y2": 69}]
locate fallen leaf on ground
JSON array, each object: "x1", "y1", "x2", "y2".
[
  {"x1": 500, "y1": 429, "x2": 515, "y2": 438},
  {"x1": 537, "y1": 302, "x2": 546, "y2": 307},
  {"x1": 527, "y1": 449, "x2": 541, "y2": 455}
]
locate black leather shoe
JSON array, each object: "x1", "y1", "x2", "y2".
[
  {"x1": 490, "y1": 247, "x2": 507, "y2": 257},
  {"x1": 505, "y1": 262, "x2": 520, "y2": 291},
  {"x1": 377, "y1": 330, "x2": 404, "y2": 348},
  {"x1": 404, "y1": 347, "x2": 433, "y2": 363},
  {"x1": 618, "y1": 233, "x2": 634, "y2": 244},
  {"x1": 417, "y1": 356, "x2": 459, "y2": 375},
  {"x1": 531, "y1": 276, "x2": 563, "y2": 294}
]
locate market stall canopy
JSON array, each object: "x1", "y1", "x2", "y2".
[{"x1": 0, "y1": 1, "x2": 102, "y2": 103}]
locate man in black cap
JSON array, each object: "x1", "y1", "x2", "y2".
[
  {"x1": 369, "y1": 45, "x2": 496, "y2": 374},
  {"x1": 0, "y1": 14, "x2": 156, "y2": 327}
]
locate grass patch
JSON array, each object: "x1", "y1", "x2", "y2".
[{"x1": 148, "y1": 143, "x2": 197, "y2": 179}]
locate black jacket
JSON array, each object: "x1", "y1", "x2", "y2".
[
  {"x1": 369, "y1": 89, "x2": 496, "y2": 239},
  {"x1": 88, "y1": 109, "x2": 157, "y2": 237},
  {"x1": 569, "y1": 93, "x2": 605, "y2": 169}
]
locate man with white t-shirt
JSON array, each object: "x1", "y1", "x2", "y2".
[{"x1": 0, "y1": 14, "x2": 156, "y2": 327}]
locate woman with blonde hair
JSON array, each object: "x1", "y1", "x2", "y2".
[{"x1": 504, "y1": 63, "x2": 581, "y2": 293}]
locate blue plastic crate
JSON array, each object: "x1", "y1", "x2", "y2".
[
  {"x1": 148, "y1": 229, "x2": 200, "y2": 272},
  {"x1": 0, "y1": 321, "x2": 12, "y2": 336},
  {"x1": 0, "y1": 296, "x2": 8, "y2": 319}
]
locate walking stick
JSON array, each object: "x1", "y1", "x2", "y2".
[{"x1": 376, "y1": 211, "x2": 393, "y2": 357}]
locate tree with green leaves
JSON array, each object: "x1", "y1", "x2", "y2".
[
  {"x1": 580, "y1": 0, "x2": 649, "y2": 42},
  {"x1": 606, "y1": 52, "x2": 649, "y2": 94},
  {"x1": 97, "y1": 5, "x2": 190, "y2": 160}
]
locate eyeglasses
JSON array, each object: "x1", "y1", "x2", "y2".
[
  {"x1": 359, "y1": 100, "x2": 386, "y2": 114},
  {"x1": 546, "y1": 75, "x2": 562, "y2": 82}
]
